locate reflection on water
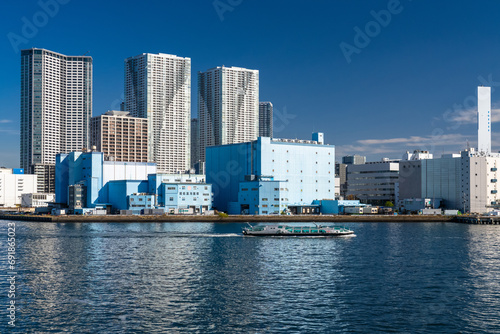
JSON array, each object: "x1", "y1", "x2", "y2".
[{"x1": 0, "y1": 221, "x2": 499, "y2": 333}]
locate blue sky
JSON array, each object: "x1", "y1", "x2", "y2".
[{"x1": 1, "y1": 0, "x2": 500, "y2": 167}]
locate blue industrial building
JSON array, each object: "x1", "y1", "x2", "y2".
[
  {"x1": 107, "y1": 180, "x2": 149, "y2": 211},
  {"x1": 313, "y1": 200, "x2": 363, "y2": 214},
  {"x1": 56, "y1": 152, "x2": 105, "y2": 208},
  {"x1": 55, "y1": 151, "x2": 212, "y2": 214},
  {"x1": 233, "y1": 176, "x2": 288, "y2": 215},
  {"x1": 162, "y1": 183, "x2": 212, "y2": 214},
  {"x1": 128, "y1": 193, "x2": 155, "y2": 213},
  {"x1": 206, "y1": 134, "x2": 336, "y2": 214}
]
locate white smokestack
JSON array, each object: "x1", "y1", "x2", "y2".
[{"x1": 478, "y1": 86, "x2": 491, "y2": 155}]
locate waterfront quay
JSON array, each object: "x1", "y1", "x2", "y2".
[
  {"x1": 455, "y1": 215, "x2": 500, "y2": 225},
  {"x1": 0, "y1": 214, "x2": 455, "y2": 223}
]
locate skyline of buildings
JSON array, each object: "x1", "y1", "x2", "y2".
[
  {"x1": 198, "y1": 65, "x2": 259, "y2": 162},
  {"x1": 124, "y1": 52, "x2": 191, "y2": 173},
  {"x1": 9, "y1": 45, "x2": 500, "y2": 215}
]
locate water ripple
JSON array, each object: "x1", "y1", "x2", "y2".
[{"x1": 0, "y1": 221, "x2": 499, "y2": 333}]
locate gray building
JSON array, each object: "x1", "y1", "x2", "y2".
[
  {"x1": 342, "y1": 155, "x2": 366, "y2": 165},
  {"x1": 335, "y1": 163, "x2": 348, "y2": 198},
  {"x1": 32, "y1": 163, "x2": 55, "y2": 194},
  {"x1": 347, "y1": 160, "x2": 399, "y2": 205},
  {"x1": 259, "y1": 102, "x2": 273, "y2": 137},
  {"x1": 337, "y1": 154, "x2": 366, "y2": 199},
  {"x1": 191, "y1": 118, "x2": 200, "y2": 168}
]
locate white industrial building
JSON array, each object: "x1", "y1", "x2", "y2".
[
  {"x1": 125, "y1": 53, "x2": 191, "y2": 173},
  {"x1": 0, "y1": 169, "x2": 37, "y2": 207},
  {"x1": 461, "y1": 149, "x2": 500, "y2": 213},
  {"x1": 398, "y1": 86, "x2": 500, "y2": 214},
  {"x1": 198, "y1": 66, "x2": 259, "y2": 162},
  {"x1": 21, "y1": 193, "x2": 55, "y2": 208}
]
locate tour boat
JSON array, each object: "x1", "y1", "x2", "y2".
[{"x1": 242, "y1": 224, "x2": 354, "y2": 236}]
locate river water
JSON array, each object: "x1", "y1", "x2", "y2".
[{"x1": 1, "y1": 221, "x2": 500, "y2": 333}]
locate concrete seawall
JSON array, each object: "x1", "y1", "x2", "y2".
[{"x1": 0, "y1": 214, "x2": 456, "y2": 223}]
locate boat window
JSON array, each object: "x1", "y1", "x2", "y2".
[{"x1": 311, "y1": 230, "x2": 318, "y2": 233}]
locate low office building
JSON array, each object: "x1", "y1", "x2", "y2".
[
  {"x1": 148, "y1": 174, "x2": 206, "y2": 206},
  {"x1": 313, "y1": 199, "x2": 364, "y2": 214},
  {"x1": 398, "y1": 198, "x2": 441, "y2": 214},
  {"x1": 206, "y1": 133, "x2": 335, "y2": 214},
  {"x1": 346, "y1": 159, "x2": 400, "y2": 205},
  {"x1": 21, "y1": 193, "x2": 55, "y2": 208},
  {"x1": 0, "y1": 168, "x2": 37, "y2": 207},
  {"x1": 336, "y1": 155, "x2": 365, "y2": 199},
  {"x1": 162, "y1": 183, "x2": 212, "y2": 214},
  {"x1": 128, "y1": 193, "x2": 155, "y2": 213}
]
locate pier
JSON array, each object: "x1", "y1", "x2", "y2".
[{"x1": 455, "y1": 216, "x2": 500, "y2": 225}]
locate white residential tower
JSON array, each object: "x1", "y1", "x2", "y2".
[
  {"x1": 20, "y1": 48, "x2": 92, "y2": 171},
  {"x1": 124, "y1": 53, "x2": 191, "y2": 173},
  {"x1": 198, "y1": 66, "x2": 259, "y2": 162}
]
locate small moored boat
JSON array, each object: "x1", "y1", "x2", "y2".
[{"x1": 242, "y1": 224, "x2": 354, "y2": 236}]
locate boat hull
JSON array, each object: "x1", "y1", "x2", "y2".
[{"x1": 242, "y1": 233, "x2": 353, "y2": 236}]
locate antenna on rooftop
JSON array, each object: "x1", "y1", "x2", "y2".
[{"x1": 82, "y1": 51, "x2": 90, "y2": 56}]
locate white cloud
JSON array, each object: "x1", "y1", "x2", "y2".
[
  {"x1": 0, "y1": 120, "x2": 12, "y2": 124},
  {"x1": 357, "y1": 133, "x2": 468, "y2": 146},
  {"x1": 336, "y1": 133, "x2": 473, "y2": 161},
  {"x1": 444, "y1": 106, "x2": 500, "y2": 125}
]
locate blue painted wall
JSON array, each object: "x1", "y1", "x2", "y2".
[{"x1": 206, "y1": 137, "x2": 335, "y2": 212}]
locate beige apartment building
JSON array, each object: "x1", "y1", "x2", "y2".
[{"x1": 91, "y1": 111, "x2": 148, "y2": 162}]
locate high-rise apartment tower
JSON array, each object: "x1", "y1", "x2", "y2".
[
  {"x1": 198, "y1": 66, "x2": 259, "y2": 162},
  {"x1": 259, "y1": 102, "x2": 273, "y2": 138},
  {"x1": 124, "y1": 53, "x2": 191, "y2": 173},
  {"x1": 20, "y1": 48, "x2": 92, "y2": 172}
]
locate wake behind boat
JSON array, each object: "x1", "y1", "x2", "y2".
[{"x1": 242, "y1": 224, "x2": 354, "y2": 236}]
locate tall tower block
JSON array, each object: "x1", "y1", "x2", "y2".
[{"x1": 478, "y1": 86, "x2": 491, "y2": 155}]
